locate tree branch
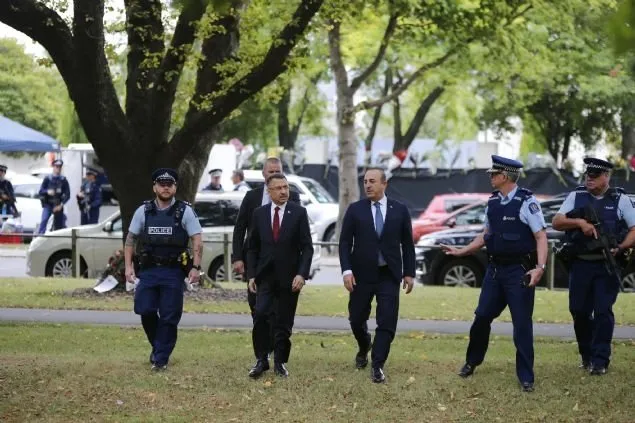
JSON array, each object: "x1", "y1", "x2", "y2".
[
  {"x1": 354, "y1": 46, "x2": 459, "y2": 112},
  {"x1": 124, "y1": 0, "x2": 165, "y2": 135},
  {"x1": 349, "y1": 13, "x2": 398, "y2": 93},
  {"x1": 278, "y1": 87, "x2": 293, "y2": 149},
  {"x1": 0, "y1": 0, "x2": 76, "y2": 92},
  {"x1": 150, "y1": 0, "x2": 207, "y2": 144},
  {"x1": 328, "y1": 20, "x2": 350, "y2": 99},
  {"x1": 402, "y1": 85, "x2": 444, "y2": 146},
  {"x1": 164, "y1": 0, "x2": 324, "y2": 164},
  {"x1": 291, "y1": 71, "x2": 322, "y2": 142},
  {"x1": 365, "y1": 68, "x2": 391, "y2": 150}
]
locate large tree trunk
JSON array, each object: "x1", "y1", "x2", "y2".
[{"x1": 337, "y1": 96, "x2": 360, "y2": 236}]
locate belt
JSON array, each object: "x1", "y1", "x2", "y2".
[
  {"x1": 488, "y1": 255, "x2": 527, "y2": 265},
  {"x1": 576, "y1": 253, "x2": 605, "y2": 261}
]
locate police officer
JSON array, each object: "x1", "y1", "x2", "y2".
[
  {"x1": 231, "y1": 169, "x2": 251, "y2": 192},
  {"x1": 0, "y1": 164, "x2": 18, "y2": 217},
  {"x1": 37, "y1": 159, "x2": 70, "y2": 233},
  {"x1": 202, "y1": 169, "x2": 224, "y2": 191},
  {"x1": 552, "y1": 157, "x2": 635, "y2": 375},
  {"x1": 76, "y1": 167, "x2": 103, "y2": 225},
  {"x1": 123, "y1": 168, "x2": 203, "y2": 371},
  {"x1": 441, "y1": 155, "x2": 548, "y2": 392}
]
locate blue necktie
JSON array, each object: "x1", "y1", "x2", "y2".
[{"x1": 374, "y1": 202, "x2": 386, "y2": 266}]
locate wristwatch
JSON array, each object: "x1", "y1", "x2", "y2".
[
  {"x1": 192, "y1": 265, "x2": 201, "y2": 271},
  {"x1": 536, "y1": 264, "x2": 546, "y2": 270}
]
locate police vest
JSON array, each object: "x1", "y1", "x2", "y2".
[
  {"x1": 564, "y1": 186, "x2": 627, "y2": 253},
  {"x1": 138, "y1": 200, "x2": 190, "y2": 258},
  {"x1": 484, "y1": 187, "x2": 536, "y2": 256},
  {"x1": 43, "y1": 176, "x2": 66, "y2": 206}
]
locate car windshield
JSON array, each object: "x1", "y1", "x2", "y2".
[
  {"x1": 13, "y1": 184, "x2": 40, "y2": 198},
  {"x1": 453, "y1": 203, "x2": 487, "y2": 226},
  {"x1": 302, "y1": 179, "x2": 335, "y2": 203}
]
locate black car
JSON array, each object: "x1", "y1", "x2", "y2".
[{"x1": 415, "y1": 197, "x2": 635, "y2": 291}]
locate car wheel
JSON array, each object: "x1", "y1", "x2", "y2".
[
  {"x1": 45, "y1": 251, "x2": 87, "y2": 278},
  {"x1": 208, "y1": 258, "x2": 243, "y2": 282},
  {"x1": 437, "y1": 259, "x2": 483, "y2": 288},
  {"x1": 621, "y1": 271, "x2": 635, "y2": 293},
  {"x1": 323, "y1": 225, "x2": 337, "y2": 255}
]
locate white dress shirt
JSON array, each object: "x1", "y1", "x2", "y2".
[
  {"x1": 270, "y1": 202, "x2": 287, "y2": 227},
  {"x1": 261, "y1": 189, "x2": 270, "y2": 206}
]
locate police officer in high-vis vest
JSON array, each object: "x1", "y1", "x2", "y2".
[
  {"x1": 76, "y1": 167, "x2": 103, "y2": 225},
  {"x1": 441, "y1": 155, "x2": 548, "y2": 393},
  {"x1": 37, "y1": 159, "x2": 70, "y2": 233},
  {"x1": 552, "y1": 157, "x2": 635, "y2": 375},
  {"x1": 123, "y1": 168, "x2": 203, "y2": 371}
]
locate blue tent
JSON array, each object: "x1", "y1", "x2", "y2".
[{"x1": 0, "y1": 115, "x2": 60, "y2": 152}]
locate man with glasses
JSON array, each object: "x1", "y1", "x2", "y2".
[
  {"x1": 442, "y1": 155, "x2": 548, "y2": 392},
  {"x1": 124, "y1": 168, "x2": 203, "y2": 371},
  {"x1": 552, "y1": 157, "x2": 635, "y2": 376}
]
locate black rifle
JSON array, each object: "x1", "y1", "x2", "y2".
[
  {"x1": 583, "y1": 205, "x2": 622, "y2": 280},
  {"x1": 0, "y1": 187, "x2": 18, "y2": 217}
]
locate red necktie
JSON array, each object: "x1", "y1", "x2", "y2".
[{"x1": 273, "y1": 206, "x2": 280, "y2": 241}]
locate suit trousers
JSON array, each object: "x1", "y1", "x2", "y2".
[
  {"x1": 245, "y1": 271, "x2": 276, "y2": 358},
  {"x1": 252, "y1": 273, "x2": 299, "y2": 363},
  {"x1": 348, "y1": 266, "x2": 400, "y2": 369},
  {"x1": 466, "y1": 263, "x2": 535, "y2": 384},
  {"x1": 568, "y1": 259, "x2": 620, "y2": 368}
]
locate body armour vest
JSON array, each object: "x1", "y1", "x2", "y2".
[
  {"x1": 484, "y1": 187, "x2": 536, "y2": 256},
  {"x1": 44, "y1": 176, "x2": 65, "y2": 206},
  {"x1": 564, "y1": 186, "x2": 627, "y2": 253},
  {"x1": 138, "y1": 200, "x2": 189, "y2": 258}
]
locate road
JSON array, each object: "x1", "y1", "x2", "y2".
[
  {"x1": 2, "y1": 308, "x2": 635, "y2": 339},
  {"x1": 0, "y1": 248, "x2": 343, "y2": 285}
]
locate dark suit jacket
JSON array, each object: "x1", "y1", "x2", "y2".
[
  {"x1": 339, "y1": 198, "x2": 416, "y2": 283},
  {"x1": 247, "y1": 201, "x2": 314, "y2": 284},
  {"x1": 232, "y1": 186, "x2": 300, "y2": 263}
]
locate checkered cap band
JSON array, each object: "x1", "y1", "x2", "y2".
[{"x1": 585, "y1": 163, "x2": 610, "y2": 171}]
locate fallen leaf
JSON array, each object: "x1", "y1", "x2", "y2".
[
  {"x1": 353, "y1": 403, "x2": 358, "y2": 410},
  {"x1": 573, "y1": 403, "x2": 579, "y2": 411},
  {"x1": 263, "y1": 381, "x2": 272, "y2": 387},
  {"x1": 405, "y1": 376, "x2": 416, "y2": 385},
  {"x1": 437, "y1": 403, "x2": 447, "y2": 411},
  {"x1": 116, "y1": 400, "x2": 123, "y2": 406},
  {"x1": 450, "y1": 391, "x2": 455, "y2": 400}
]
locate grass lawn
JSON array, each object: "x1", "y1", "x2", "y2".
[
  {"x1": 0, "y1": 324, "x2": 634, "y2": 422},
  {"x1": 1, "y1": 277, "x2": 635, "y2": 325}
]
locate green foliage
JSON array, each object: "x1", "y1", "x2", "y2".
[{"x1": 0, "y1": 38, "x2": 66, "y2": 138}]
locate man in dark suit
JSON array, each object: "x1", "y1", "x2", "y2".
[
  {"x1": 246, "y1": 174, "x2": 314, "y2": 378},
  {"x1": 232, "y1": 157, "x2": 300, "y2": 313},
  {"x1": 339, "y1": 167, "x2": 416, "y2": 383}
]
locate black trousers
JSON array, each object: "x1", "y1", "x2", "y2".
[
  {"x1": 348, "y1": 267, "x2": 400, "y2": 369},
  {"x1": 246, "y1": 273, "x2": 276, "y2": 357},
  {"x1": 252, "y1": 275, "x2": 299, "y2": 363}
]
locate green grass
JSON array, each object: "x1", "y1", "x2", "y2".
[
  {"x1": 1, "y1": 277, "x2": 635, "y2": 325},
  {"x1": 0, "y1": 323, "x2": 633, "y2": 422}
]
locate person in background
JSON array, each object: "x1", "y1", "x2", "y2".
[
  {"x1": 37, "y1": 159, "x2": 70, "y2": 233},
  {"x1": 203, "y1": 169, "x2": 224, "y2": 191},
  {"x1": 232, "y1": 169, "x2": 251, "y2": 192},
  {"x1": 77, "y1": 167, "x2": 103, "y2": 225},
  {"x1": 0, "y1": 164, "x2": 18, "y2": 217}
]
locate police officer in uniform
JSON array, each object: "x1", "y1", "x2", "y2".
[
  {"x1": 76, "y1": 167, "x2": 103, "y2": 225},
  {"x1": 124, "y1": 168, "x2": 203, "y2": 371},
  {"x1": 37, "y1": 159, "x2": 70, "y2": 233},
  {"x1": 552, "y1": 157, "x2": 635, "y2": 375},
  {"x1": 442, "y1": 155, "x2": 548, "y2": 392},
  {"x1": 202, "y1": 169, "x2": 224, "y2": 191},
  {"x1": 0, "y1": 164, "x2": 18, "y2": 217}
]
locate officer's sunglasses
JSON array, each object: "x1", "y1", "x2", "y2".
[
  {"x1": 488, "y1": 171, "x2": 502, "y2": 178},
  {"x1": 156, "y1": 181, "x2": 175, "y2": 187},
  {"x1": 585, "y1": 171, "x2": 603, "y2": 179}
]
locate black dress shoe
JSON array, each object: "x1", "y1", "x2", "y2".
[
  {"x1": 149, "y1": 351, "x2": 156, "y2": 365},
  {"x1": 274, "y1": 362, "x2": 289, "y2": 377},
  {"x1": 248, "y1": 359, "x2": 270, "y2": 378},
  {"x1": 521, "y1": 382, "x2": 534, "y2": 392},
  {"x1": 371, "y1": 367, "x2": 385, "y2": 383},
  {"x1": 151, "y1": 363, "x2": 167, "y2": 372},
  {"x1": 578, "y1": 361, "x2": 591, "y2": 370},
  {"x1": 458, "y1": 363, "x2": 475, "y2": 378},
  {"x1": 589, "y1": 365, "x2": 607, "y2": 376},
  {"x1": 355, "y1": 350, "x2": 369, "y2": 369}
]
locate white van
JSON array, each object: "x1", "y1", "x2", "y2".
[{"x1": 241, "y1": 170, "x2": 339, "y2": 252}]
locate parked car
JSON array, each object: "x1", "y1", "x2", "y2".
[
  {"x1": 418, "y1": 193, "x2": 492, "y2": 222},
  {"x1": 415, "y1": 195, "x2": 635, "y2": 291},
  {"x1": 242, "y1": 170, "x2": 339, "y2": 252},
  {"x1": 26, "y1": 191, "x2": 322, "y2": 280},
  {"x1": 412, "y1": 200, "x2": 488, "y2": 242}
]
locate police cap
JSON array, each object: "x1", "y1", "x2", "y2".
[
  {"x1": 86, "y1": 167, "x2": 99, "y2": 176},
  {"x1": 486, "y1": 155, "x2": 523, "y2": 174},
  {"x1": 583, "y1": 157, "x2": 613, "y2": 176},
  {"x1": 152, "y1": 168, "x2": 178, "y2": 184},
  {"x1": 0, "y1": 164, "x2": 7, "y2": 172},
  {"x1": 208, "y1": 168, "x2": 222, "y2": 177},
  {"x1": 52, "y1": 159, "x2": 64, "y2": 167}
]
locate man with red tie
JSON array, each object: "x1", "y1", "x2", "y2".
[{"x1": 246, "y1": 174, "x2": 314, "y2": 378}]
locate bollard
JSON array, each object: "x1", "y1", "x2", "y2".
[
  {"x1": 223, "y1": 233, "x2": 232, "y2": 282},
  {"x1": 71, "y1": 228, "x2": 80, "y2": 278}
]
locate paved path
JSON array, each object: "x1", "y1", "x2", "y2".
[{"x1": 2, "y1": 308, "x2": 634, "y2": 339}]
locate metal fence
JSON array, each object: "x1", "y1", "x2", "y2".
[{"x1": 2, "y1": 231, "x2": 566, "y2": 289}]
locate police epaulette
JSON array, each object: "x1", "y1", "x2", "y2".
[
  {"x1": 607, "y1": 187, "x2": 625, "y2": 196},
  {"x1": 143, "y1": 200, "x2": 156, "y2": 214},
  {"x1": 516, "y1": 187, "x2": 533, "y2": 198},
  {"x1": 575, "y1": 185, "x2": 586, "y2": 192}
]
